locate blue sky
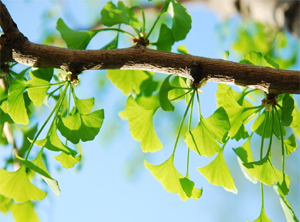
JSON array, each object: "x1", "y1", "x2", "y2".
[{"x1": 0, "y1": 1, "x2": 299, "y2": 222}]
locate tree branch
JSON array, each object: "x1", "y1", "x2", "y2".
[{"x1": 0, "y1": 0, "x2": 299, "y2": 95}]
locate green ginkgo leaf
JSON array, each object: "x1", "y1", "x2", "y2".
[
  {"x1": 243, "y1": 51, "x2": 263, "y2": 65},
  {"x1": 281, "y1": 94, "x2": 294, "y2": 126},
  {"x1": 221, "y1": 88, "x2": 257, "y2": 140},
  {"x1": 179, "y1": 177, "x2": 195, "y2": 198},
  {"x1": 10, "y1": 201, "x2": 39, "y2": 222},
  {"x1": 74, "y1": 95, "x2": 95, "y2": 115},
  {"x1": 15, "y1": 151, "x2": 60, "y2": 196},
  {"x1": 126, "y1": 96, "x2": 162, "y2": 153},
  {"x1": 27, "y1": 68, "x2": 53, "y2": 106},
  {"x1": 155, "y1": 24, "x2": 175, "y2": 52},
  {"x1": 54, "y1": 152, "x2": 81, "y2": 169},
  {"x1": 273, "y1": 184, "x2": 299, "y2": 222},
  {"x1": 144, "y1": 155, "x2": 202, "y2": 201},
  {"x1": 57, "y1": 109, "x2": 104, "y2": 144},
  {"x1": 263, "y1": 55, "x2": 279, "y2": 69},
  {"x1": 34, "y1": 126, "x2": 76, "y2": 155},
  {"x1": 284, "y1": 134, "x2": 298, "y2": 156},
  {"x1": 198, "y1": 151, "x2": 237, "y2": 194},
  {"x1": 0, "y1": 165, "x2": 46, "y2": 203},
  {"x1": 251, "y1": 208, "x2": 272, "y2": 222},
  {"x1": 159, "y1": 75, "x2": 177, "y2": 111},
  {"x1": 243, "y1": 154, "x2": 290, "y2": 187},
  {"x1": 56, "y1": 18, "x2": 98, "y2": 49},
  {"x1": 7, "y1": 76, "x2": 29, "y2": 125},
  {"x1": 233, "y1": 134, "x2": 258, "y2": 184},
  {"x1": 101, "y1": 1, "x2": 141, "y2": 28},
  {"x1": 107, "y1": 70, "x2": 152, "y2": 95},
  {"x1": 167, "y1": 0, "x2": 192, "y2": 41},
  {"x1": 184, "y1": 107, "x2": 230, "y2": 157}
]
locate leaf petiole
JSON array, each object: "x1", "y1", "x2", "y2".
[
  {"x1": 131, "y1": 5, "x2": 146, "y2": 33},
  {"x1": 24, "y1": 83, "x2": 70, "y2": 160},
  {"x1": 172, "y1": 89, "x2": 195, "y2": 156}
]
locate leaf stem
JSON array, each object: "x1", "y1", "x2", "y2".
[
  {"x1": 186, "y1": 92, "x2": 194, "y2": 178},
  {"x1": 172, "y1": 90, "x2": 195, "y2": 156},
  {"x1": 131, "y1": 5, "x2": 146, "y2": 33},
  {"x1": 24, "y1": 83, "x2": 69, "y2": 160},
  {"x1": 260, "y1": 111, "x2": 269, "y2": 159},
  {"x1": 274, "y1": 106, "x2": 285, "y2": 174},
  {"x1": 196, "y1": 91, "x2": 201, "y2": 121},
  {"x1": 169, "y1": 89, "x2": 193, "y2": 102},
  {"x1": 95, "y1": 28, "x2": 135, "y2": 38},
  {"x1": 146, "y1": 1, "x2": 169, "y2": 39}
]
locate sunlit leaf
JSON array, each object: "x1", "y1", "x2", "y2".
[
  {"x1": 0, "y1": 165, "x2": 46, "y2": 203},
  {"x1": 198, "y1": 151, "x2": 237, "y2": 194},
  {"x1": 281, "y1": 94, "x2": 294, "y2": 126},
  {"x1": 27, "y1": 68, "x2": 53, "y2": 106},
  {"x1": 126, "y1": 96, "x2": 162, "y2": 152},
  {"x1": 284, "y1": 134, "x2": 298, "y2": 156},
  {"x1": 0, "y1": 195, "x2": 11, "y2": 213},
  {"x1": 34, "y1": 126, "x2": 76, "y2": 155},
  {"x1": 167, "y1": 0, "x2": 192, "y2": 41},
  {"x1": 73, "y1": 95, "x2": 95, "y2": 115},
  {"x1": 10, "y1": 201, "x2": 39, "y2": 222},
  {"x1": 233, "y1": 134, "x2": 258, "y2": 184},
  {"x1": 159, "y1": 75, "x2": 176, "y2": 111},
  {"x1": 243, "y1": 51, "x2": 262, "y2": 65},
  {"x1": 185, "y1": 107, "x2": 230, "y2": 157},
  {"x1": 221, "y1": 88, "x2": 257, "y2": 140},
  {"x1": 101, "y1": 1, "x2": 141, "y2": 27},
  {"x1": 56, "y1": 18, "x2": 98, "y2": 49},
  {"x1": 144, "y1": 155, "x2": 202, "y2": 200},
  {"x1": 274, "y1": 184, "x2": 299, "y2": 222},
  {"x1": 155, "y1": 24, "x2": 175, "y2": 52},
  {"x1": 7, "y1": 76, "x2": 29, "y2": 125},
  {"x1": 107, "y1": 70, "x2": 152, "y2": 95},
  {"x1": 57, "y1": 109, "x2": 104, "y2": 144},
  {"x1": 15, "y1": 151, "x2": 60, "y2": 196},
  {"x1": 251, "y1": 207, "x2": 272, "y2": 222},
  {"x1": 243, "y1": 154, "x2": 290, "y2": 187},
  {"x1": 54, "y1": 152, "x2": 81, "y2": 169}
]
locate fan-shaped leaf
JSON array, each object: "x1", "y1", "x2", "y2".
[
  {"x1": 107, "y1": 70, "x2": 152, "y2": 95},
  {"x1": 54, "y1": 152, "x2": 81, "y2": 169},
  {"x1": 159, "y1": 75, "x2": 176, "y2": 111},
  {"x1": 15, "y1": 151, "x2": 60, "y2": 196},
  {"x1": 57, "y1": 109, "x2": 104, "y2": 144},
  {"x1": 167, "y1": 0, "x2": 192, "y2": 41},
  {"x1": 185, "y1": 107, "x2": 230, "y2": 157},
  {"x1": 101, "y1": 1, "x2": 141, "y2": 28},
  {"x1": 0, "y1": 165, "x2": 46, "y2": 203},
  {"x1": 56, "y1": 18, "x2": 98, "y2": 49},
  {"x1": 126, "y1": 96, "x2": 162, "y2": 152},
  {"x1": 198, "y1": 151, "x2": 237, "y2": 194},
  {"x1": 144, "y1": 155, "x2": 202, "y2": 201}
]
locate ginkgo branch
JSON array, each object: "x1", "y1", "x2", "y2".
[{"x1": 0, "y1": 1, "x2": 299, "y2": 95}]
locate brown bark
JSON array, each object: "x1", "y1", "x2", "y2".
[{"x1": 0, "y1": 0, "x2": 299, "y2": 95}]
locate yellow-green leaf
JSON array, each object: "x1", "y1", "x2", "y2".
[
  {"x1": 144, "y1": 155, "x2": 202, "y2": 201},
  {"x1": 126, "y1": 96, "x2": 162, "y2": 153},
  {"x1": 10, "y1": 201, "x2": 39, "y2": 222},
  {"x1": 0, "y1": 165, "x2": 46, "y2": 203},
  {"x1": 198, "y1": 151, "x2": 237, "y2": 194},
  {"x1": 54, "y1": 152, "x2": 81, "y2": 169}
]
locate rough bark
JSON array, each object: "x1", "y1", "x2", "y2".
[{"x1": 0, "y1": 0, "x2": 299, "y2": 95}]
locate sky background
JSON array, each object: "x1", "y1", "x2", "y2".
[{"x1": 0, "y1": 0, "x2": 299, "y2": 222}]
